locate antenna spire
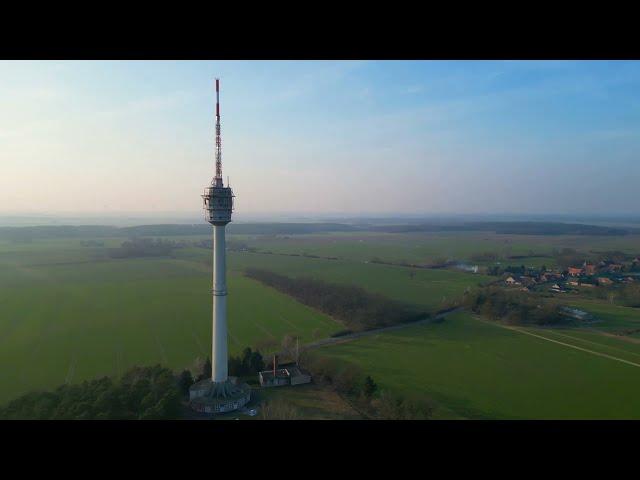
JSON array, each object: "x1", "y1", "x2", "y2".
[{"x1": 214, "y1": 78, "x2": 223, "y2": 187}]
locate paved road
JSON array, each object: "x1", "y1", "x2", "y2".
[{"x1": 305, "y1": 308, "x2": 463, "y2": 350}]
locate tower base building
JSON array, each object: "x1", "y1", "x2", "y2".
[{"x1": 189, "y1": 377, "x2": 251, "y2": 414}]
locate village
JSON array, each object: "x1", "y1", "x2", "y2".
[{"x1": 502, "y1": 256, "x2": 640, "y2": 293}]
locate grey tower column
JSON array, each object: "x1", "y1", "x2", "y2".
[{"x1": 211, "y1": 224, "x2": 228, "y2": 383}]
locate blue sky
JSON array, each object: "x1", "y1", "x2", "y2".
[{"x1": 1, "y1": 60, "x2": 639, "y2": 217}]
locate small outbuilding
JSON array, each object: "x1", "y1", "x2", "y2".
[{"x1": 259, "y1": 361, "x2": 311, "y2": 388}]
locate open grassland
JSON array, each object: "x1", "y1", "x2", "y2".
[
  {"x1": 233, "y1": 231, "x2": 640, "y2": 267},
  {"x1": 0, "y1": 238, "x2": 340, "y2": 404},
  {"x1": 319, "y1": 312, "x2": 640, "y2": 419},
  {"x1": 3, "y1": 232, "x2": 638, "y2": 417},
  {"x1": 224, "y1": 251, "x2": 492, "y2": 312},
  {"x1": 0, "y1": 235, "x2": 488, "y2": 405}
]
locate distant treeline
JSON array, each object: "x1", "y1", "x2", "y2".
[
  {"x1": 107, "y1": 238, "x2": 181, "y2": 259},
  {"x1": 244, "y1": 268, "x2": 425, "y2": 331},
  {"x1": 0, "y1": 365, "x2": 182, "y2": 420},
  {"x1": 369, "y1": 222, "x2": 635, "y2": 236},
  {"x1": 0, "y1": 222, "x2": 356, "y2": 241},
  {"x1": 0, "y1": 221, "x2": 637, "y2": 242},
  {"x1": 552, "y1": 247, "x2": 640, "y2": 270}
]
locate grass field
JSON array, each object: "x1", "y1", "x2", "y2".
[
  {"x1": 234, "y1": 231, "x2": 640, "y2": 268},
  {"x1": 226, "y1": 251, "x2": 492, "y2": 311},
  {"x1": 0, "y1": 238, "x2": 341, "y2": 404},
  {"x1": 3, "y1": 231, "x2": 639, "y2": 418},
  {"x1": 0, "y1": 235, "x2": 485, "y2": 405},
  {"x1": 319, "y1": 312, "x2": 640, "y2": 419}
]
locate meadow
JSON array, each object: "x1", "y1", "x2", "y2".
[
  {"x1": 0, "y1": 238, "x2": 340, "y2": 404},
  {"x1": 0, "y1": 233, "x2": 487, "y2": 405},
  {"x1": 225, "y1": 250, "x2": 492, "y2": 311},
  {"x1": 319, "y1": 311, "x2": 640, "y2": 419},
  {"x1": 234, "y1": 231, "x2": 640, "y2": 268},
  {"x1": 1, "y1": 229, "x2": 639, "y2": 418}
]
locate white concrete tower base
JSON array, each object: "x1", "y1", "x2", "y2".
[{"x1": 211, "y1": 224, "x2": 228, "y2": 383}]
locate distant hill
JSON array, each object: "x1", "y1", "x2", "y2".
[
  {"x1": 370, "y1": 222, "x2": 637, "y2": 236},
  {"x1": 0, "y1": 221, "x2": 636, "y2": 240},
  {"x1": 0, "y1": 222, "x2": 357, "y2": 240}
]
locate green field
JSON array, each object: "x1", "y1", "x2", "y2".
[
  {"x1": 3, "y1": 231, "x2": 639, "y2": 418},
  {"x1": 235, "y1": 231, "x2": 640, "y2": 267},
  {"x1": 0, "y1": 235, "x2": 488, "y2": 405},
  {"x1": 0, "y1": 238, "x2": 342, "y2": 404},
  {"x1": 319, "y1": 312, "x2": 640, "y2": 419},
  {"x1": 226, "y1": 251, "x2": 491, "y2": 311}
]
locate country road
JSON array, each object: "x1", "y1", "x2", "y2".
[{"x1": 305, "y1": 308, "x2": 463, "y2": 350}]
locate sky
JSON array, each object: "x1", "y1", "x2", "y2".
[{"x1": 1, "y1": 60, "x2": 639, "y2": 218}]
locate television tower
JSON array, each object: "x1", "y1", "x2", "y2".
[
  {"x1": 203, "y1": 78, "x2": 234, "y2": 384},
  {"x1": 190, "y1": 79, "x2": 249, "y2": 413}
]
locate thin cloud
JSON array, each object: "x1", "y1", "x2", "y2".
[{"x1": 405, "y1": 85, "x2": 423, "y2": 94}]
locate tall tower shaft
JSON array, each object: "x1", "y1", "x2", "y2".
[
  {"x1": 202, "y1": 78, "x2": 234, "y2": 383},
  {"x1": 189, "y1": 78, "x2": 249, "y2": 414},
  {"x1": 211, "y1": 223, "x2": 227, "y2": 382}
]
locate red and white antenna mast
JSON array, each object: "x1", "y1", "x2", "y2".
[{"x1": 214, "y1": 78, "x2": 223, "y2": 187}]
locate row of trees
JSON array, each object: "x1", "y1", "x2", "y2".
[
  {"x1": 552, "y1": 248, "x2": 640, "y2": 271},
  {"x1": 193, "y1": 238, "x2": 253, "y2": 252},
  {"x1": 107, "y1": 238, "x2": 180, "y2": 259},
  {"x1": 470, "y1": 252, "x2": 501, "y2": 263},
  {"x1": 245, "y1": 268, "x2": 426, "y2": 331},
  {"x1": 463, "y1": 287, "x2": 565, "y2": 326},
  {"x1": 486, "y1": 264, "x2": 539, "y2": 276},
  {"x1": 0, "y1": 365, "x2": 182, "y2": 420}
]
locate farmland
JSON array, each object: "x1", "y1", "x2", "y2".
[
  {"x1": 0, "y1": 237, "x2": 340, "y2": 404},
  {"x1": 233, "y1": 231, "x2": 640, "y2": 268},
  {"x1": 1, "y1": 227, "x2": 639, "y2": 418},
  {"x1": 0, "y1": 232, "x2": 488, "y2": 405},
  {"x1": 318, "y1": 311, "x2": 640, "y2": 419},
  {"x1": 226, "y1": 251, "x2": 492, "y2": 311}
]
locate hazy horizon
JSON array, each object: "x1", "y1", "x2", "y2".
[
  {"x1": 2, "y1": 211, "x2": 640, "y2": 228},
  {"x1": 2, "y1": 60, "x2": 639, "y2": 216}
]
